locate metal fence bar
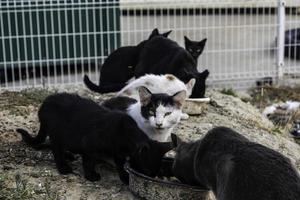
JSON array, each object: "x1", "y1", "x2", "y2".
[
  {"x1": 277, "y1": 0, "x2": 286, "y2": 80},
  {"x1": 0, "y1": 6, "x2": 8, "y2": 88}
]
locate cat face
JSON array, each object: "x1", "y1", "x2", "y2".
[
  {"x1": 184, "y1": 36, "x2": 207, "y2": 60},
  {"x1": 138, "y1": 86, "x2": 186, "y2": 131}
]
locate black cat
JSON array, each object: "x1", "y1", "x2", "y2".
[
  {"x1": 135, "y1": 36, "x2": 209, "y2": 98},
  {"x1": 171, "y1": 127, "x2": 300, "y2": 200},
  {"x1": 184, "y1": 36, "x2": 207, "y2": 64},
  {"x1": 83, "y1": 28, "x2": 172, "y2": 93},
  {"x1": 16, "y1": 93, "x2": 173, "y2": 184}
]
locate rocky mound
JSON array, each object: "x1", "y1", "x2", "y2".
[{"x1": 0, "y1": 86, "x2": 299, "y2": 200}]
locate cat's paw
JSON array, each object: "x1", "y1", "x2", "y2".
[
  {"x1": 58, "y1": 165, "x2": 73, "y2": 175},
  {"x1": 181, "y1": 113, "x2": 189, "y2": 120},
  {"x1": 85, "y1": 172, "x2": 101, "y2": 182}
]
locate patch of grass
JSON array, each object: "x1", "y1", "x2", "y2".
[
  {"x1": 270, "y1": 125, "x2": 284, "y2": 135},
  {"x1": 249, "y1": 85, "x2": 300, "y2": 109},
  {"x1": 43, "y1": 178, "x2": 58, "y2": 200},
  {"x1": 0, "y1": 173, "x2": 34, "y2": 200},
  {"x1": 220, "y1": 88, "x2": 237, "y2": 97},
  {"x1": 249, "y1": 86, "x2": 300, "y2": 133},
  {"x1": 0, "y1": 173, "x2": 58, "y2": 200}
]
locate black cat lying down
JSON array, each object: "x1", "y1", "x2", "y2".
[
  {"x1": 16, "y1": 93, "x2": 173, "y2": 184},
  {"x1": 172, "y1": 127, "x2": 300, "y2": 200},
  {"x1": 135, "y1": 36, "x2": 209, "y2": 98},
  {"x1": 83, "y1": 28, "x2": 172, "y2": 93}
]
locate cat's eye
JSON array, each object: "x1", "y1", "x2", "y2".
[
  {"x1": 196, "y1": 49, "x2": 201, "y2": 52},
  {"x1": 149, "y1": 110, "x2": 155, "y2": 116},
  {"x1": 164, "y1": 112, "x2": 172, "y2": 116}
]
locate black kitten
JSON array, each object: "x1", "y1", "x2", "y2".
[
  {"x1": 135, "y1": 36, "x2": 209, "y2": 98},
  {"x1": 172, "y1": 127, "x2": 300, "y2": 200},
  {"x1": 184, "y1": 36, "x2": 207, "y2": 64},
  {"x1": 16, "y1": 93, "x2": 173, "y2": 184},
  {"x1": 83, "y1": 28, "x2": 172, "y2": 93}
]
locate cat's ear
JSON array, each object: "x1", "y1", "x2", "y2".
[
  {"x1": 137, "y1": 143, "x2": 150, "y2": 156},
  {"x1": 198, "y1": 69, "x2": 209, "y2": 80},
  {"x1": 149, "y1": 28, "x2": 159, "y2": 39},
  {"x1": 184, "y1": 36, "x2": 192, "y2": 46},
  {"x1": 184, "y1": 36, "x2": 191, "y2": 43},
  {"x1": 172, "y1": 90, "x2": 187, "y2": 108},
  {"x1": 185, "y1": 78, "x2": 196, "y2": 96},
  {"x1": 171, "y1": 133, "x2": 183, "y2": 148},
  {"x1": 198, "y1": 38, "x2": 207, "y2": 46},
  {"x1": 138, "y1": 86, "x2": 152, "y2": 106},
  {"x1": 162, "y1": 30, "x2": 172, "y2": 38},
  {"x1": 197, "y1": 38, "x2": 207, "y2": 54}
]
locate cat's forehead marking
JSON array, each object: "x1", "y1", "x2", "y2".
[
  {"x1": 156, "y1": 104, "x2": 165, "y2": 113},
  {"x1": 145, "y1": 81, "x2": 153, "y2": 87},
  {"x1": 166, "y1": 74, "x2": 175, "y2": 81},
  {"x1": 156, "y1": 103, "x2": 174, "y2": 113}
]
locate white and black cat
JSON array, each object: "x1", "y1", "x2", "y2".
[
  {"x1": 171, "y1": 127, "x2": 300, "y2": 200},
  {"x1": 16, "y1": 93, "x2": 173, "y2": 184},
  {"x1": 184, "y1": 36, "x2": 207, "y2": 64},
  {"x1": 103, "y1": 86, "x2": 186, "y2": 142},
  {"x1": 134, "y1": 36, "x2": 209, "y2": 98},
  {"x1": 83, "y1": 28, "x2": 172, "y2": 93},
  {"x1": 117, "y1": 74, "x2": 195, "y2": 120}
]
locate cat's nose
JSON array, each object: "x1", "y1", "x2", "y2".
[{"x1": 156, "y1": 123, "x2": 163, "y2": 128}]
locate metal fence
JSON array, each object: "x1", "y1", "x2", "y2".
[{"x1": 0, "y1": 0, "x2": 300, "y2": 90}]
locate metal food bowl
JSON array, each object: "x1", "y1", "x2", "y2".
[
  {"x1": 125, "y1": 158, "x2": 209, "y2": 200},
  {"x1": 183, "y1": 98, "x2": 210, "y2": 115}
]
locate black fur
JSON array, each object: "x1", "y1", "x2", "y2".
[
  {"x1": 184, "y1": 36, "x2": 207, "y2": 64},
  {"x1": 101, "y1": 96, "x2": 137, "y2": 111},
  {"x1": 135, "y1": 36, "x2": 209, "y2": 98},
  {"x1": 172, "y1": 127, "x2": 300, "y2": 200},
  {"x1": 16, "y1": 93, "x2": 173, "y2": 184},
  {"x1": 83, "y1": 28, "x2": 172, "y2": 93}
]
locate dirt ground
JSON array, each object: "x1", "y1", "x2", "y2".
[{"x1": 0, "y1": 85, "x2": 300, "y2": 200}]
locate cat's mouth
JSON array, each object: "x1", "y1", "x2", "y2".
[{"x1": 155, "y1": 126, "x2": 165, "y2": 130}]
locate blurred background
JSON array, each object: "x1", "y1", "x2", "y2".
[{"x1": 0, "y1": 0, "x2": 300, "y2": 90}]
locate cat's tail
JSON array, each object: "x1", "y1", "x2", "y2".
[
  {"x1": 84, "y1": 74, "x2": 126, "y2": 93},
  {"x1": 83, "y1": 75, "x2": 102, "y2": 93},
  {"x1": 201, "y1": 69, "x2": 210, "y2": 79},
  {"x1": 16, "y1": 128, "x2": 47, "y2": 149}
]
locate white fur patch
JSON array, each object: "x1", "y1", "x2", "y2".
[
  {"x1": 127, "y1": 102, "x2": 182, "y2": 142},
  {"x1": 117, "y1": 74, "x2": 194, "y2": 99}
]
